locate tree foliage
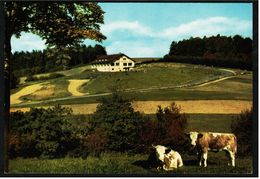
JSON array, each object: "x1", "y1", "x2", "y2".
[
  {"x1": 91, "y1": 92, "x2": 146, "y2": 153},
  {"x1": 164, "y1": 35, "x2": 253, "y2": 70},
  {"x1": 5, "y1": 2, "x2": 106, "y2": 47},
  {"x1": 11, "y1": 44, "x2": 106, "y2": 78},
  {"x1": 9, "y1": 105, "x2": 76, "y2": 158},
  {"x1": 231, "y1": 108, "x2": 253, "y2": 156},
  {"x1": 5, "y1": 2, "x2": 106, "y2": 88},
  {"x1": 138, "y1": 103, "x2": 188, "y2": 153}
]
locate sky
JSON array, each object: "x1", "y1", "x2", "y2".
[{"x1": 11, "y1": 3, "x2": 253, "y2": 57}]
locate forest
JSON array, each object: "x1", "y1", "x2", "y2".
[
  {"x1": 163, "y1": 35, "x2": 253, "y2": 70},
  {"x1": 11, "y1": 44, "x2": 107, "y2": 78}
]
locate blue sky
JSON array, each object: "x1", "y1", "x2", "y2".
[{"x1": 11, "y1": 3, "x2": 252, "y2": 57}]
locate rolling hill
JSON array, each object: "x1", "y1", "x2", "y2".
[{"x1": 10, "y1": 62, "x2": 252, "y2": 114}]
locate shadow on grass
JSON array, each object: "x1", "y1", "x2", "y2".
[
  {"x1": 132, "y1": 160, "x2": 152, "y2": 169},
  {"x1": 183, "y1": 159, "x2": 197, "y2": 166}
]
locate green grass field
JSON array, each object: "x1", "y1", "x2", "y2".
[
  {"x1": 11, "y1": 62, "x2": 253, "y2": 107},
  {"x1": 9, "y1": 153, "x2": 253, "y2": 175}
]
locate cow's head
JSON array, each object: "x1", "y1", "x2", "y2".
[
  {"x1": 187, "y1": 131, "x2": 199, "y2": 146},
  {"x1": 152, "y1": 145, "x2": 171, "y2": 162}
]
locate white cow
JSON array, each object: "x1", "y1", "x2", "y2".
[{"x1": 152, "y1": 145, "x2": 183, "y2": 170}]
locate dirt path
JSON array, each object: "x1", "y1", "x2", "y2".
[
  {"x1": 11, "y1": 83, "x2": 47, "y2": 104},
  {"x1": 11, "y1": 100, "x2": 252, "y2": 114},
  {"x1": 195, "y1": 76, "x2": 236, "y2": 87},
  {"x1": 68, "y1": 79, "x2": 89, "y2": 96}
]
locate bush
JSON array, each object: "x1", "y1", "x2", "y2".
[
  {"x1": 25, "y1": 73, "x2": 64, "y2": 82},
  {"x1": 156, "y1": 102, "x2": 189, "y2": 152},
  {"x1": 135, "y1": 102, "x2": 189, "y2": 154},
  {"x1": 91, "y1": 92, "x2": 146, "y2": 153},
  {"x1": 9, "y1": 105, "x2": 76, "y2": 158},
  {"x1": 83, "y1": 128, "x2": 108, "y2": 157},
  {"x1": 231, "y1": 108, "x2": 253, "y2": 156}
]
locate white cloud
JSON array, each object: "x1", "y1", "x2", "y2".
[
  {"x1": 160, "y1": 16, "x2": 251, "y2": 40},
  {"x1": 101, "y1": 20, "x2": 152, "y2": 36},
  {"x1": 11, "y1": 32, "x2": 46, "y2": 52},
  {"x1": 103, "y1": 17, "x2": 251, "y2": 57},
  {"x1": 102, "y1": 17, "x2": 251, "y2": 40},
  {"x1": 106, "y1": 41, "x2": 168, "y2": 57}
]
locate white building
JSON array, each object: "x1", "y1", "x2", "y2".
[{"x1": 91, "y1": 53, "x2": 135, "y2": 72}]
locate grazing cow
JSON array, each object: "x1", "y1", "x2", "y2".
[
  {"x1": 151, "y1": 145, "x2": 183, "y2": 170},
  {"x1": 187, "y1": 132, "x2": 237, "y2": 167}
]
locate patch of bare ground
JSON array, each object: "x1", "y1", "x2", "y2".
[
  {"x1": 29, "y1": 84, "x2": 55, "y2": 100},
  {"x1": 11, "y1": 83, "x2": 47, "y2": 105},
  {"x1": 68, "y1": 79, "x2": 89, "y2": 96},
  {"x1": 10, "y1": 100, "x2": 252, "y2": 115}
]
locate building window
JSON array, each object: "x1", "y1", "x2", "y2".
[
  {"x1": 123, "y1": 57, "x2": 126, "y2": 60},
  {"x1": 123, "y1": 63, "x2": 127, "y2": 66},
  {"x1": 111, "y1": 63, "x2": 114, "y2": 66},
  {"x1": 128, "y1": 63, "x2": 132, "y2": 66},
  {"x1": 115, "y1": 63, "x2": 119, "y2": 66},
  {"x1": 112, "y1": 68, "x2": 114, "y2": 71}
]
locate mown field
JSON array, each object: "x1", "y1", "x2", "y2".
[{"x1": 11, "y1": 62, "x2": 252, "y2": 105}]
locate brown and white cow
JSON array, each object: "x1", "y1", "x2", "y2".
[{"x1": 188, "y1": 132, "x2": 237, "y2": 167}]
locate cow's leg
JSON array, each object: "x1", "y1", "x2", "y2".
[
  {"x1": 225, "y1": 150, "x2": 231, "y2": 166},
  {"x1": 202, "y1": 152, "x2": 208, "y2": 167},
  {"x1": 177, "y1": 157, "x2": 183, "y2": 167},
  {"x1": 229, "y1": 151, "x2": 235, "y2": 167},
  {"x1": 197, "y1": 152, "x2": 202, "y2": 166}
]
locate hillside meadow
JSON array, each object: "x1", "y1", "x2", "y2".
[
  {"x1": 10, "y1": 62, "x2": 252, "y2": 108},
  {"x1": 9, "y1": 62, "x2": 254, "y2": 175}
]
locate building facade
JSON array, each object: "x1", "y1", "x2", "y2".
[{"x1": 91, "y1": 53, "x2": 135, "y2": 72}]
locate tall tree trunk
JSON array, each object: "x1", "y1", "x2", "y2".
[{"x1": 4, "y1": 32, "x2": 11, "y2": 173}]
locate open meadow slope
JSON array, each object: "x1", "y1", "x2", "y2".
[
  {"x1": 9, "y1": 62, "x2": 253, "y2": 175},
  {"x1": 11, "y1": 62, "x2": 252, "y2": 115}
]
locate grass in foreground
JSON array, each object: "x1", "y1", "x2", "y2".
[{"x1": 9, "y1": 153, "x2": 253, "y2": 175}]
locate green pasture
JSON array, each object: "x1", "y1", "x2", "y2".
[
  {"x1": 11, "y1": 62, "x2": 252, "y2": 107},
  {"x1": 9, "y1": 152, "x2": 252, "y2": 175},
  {"x1": 80, "y1": 63, "x2": 227, "y2": 94}
]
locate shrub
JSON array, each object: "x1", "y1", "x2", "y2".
[
  {"x1": 231, "y1": 108, "x2": 253, "y2": 156},
  {"x1": 137, "y1": 119, "x2": 160, "y2": 153},
  {"x1": 9, "y1": 105, "x2": 76, "y2": 158},
  {"x1": 25, "y1": 73, "x2": 64, "y2": 82},
  {"x1": 155, "y1": 102, "x2": 189, "y2": 152},
  {"x1": 83, "y1": 128, "x2": 108, "y2": 157},
  {"x1": 91, "y1": 92, "x2": 146, "y2": 153}
]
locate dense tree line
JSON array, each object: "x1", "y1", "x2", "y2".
[
  {"x1": 9, "y1": 92, "x2": 188, "y2": 158},
  {"x1": 9, "y1": 92, "x2": 252, "y2": 159},
  {"x1": 11, "y1": 44, "x2": 106, "y2": 78},
  {"x1": 164, "y1": 35, "x2": 253, "y2": 70}
]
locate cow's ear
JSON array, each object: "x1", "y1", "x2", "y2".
[{"x1": 197, "y1": 133, "x2": 203, "y2": 139}]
